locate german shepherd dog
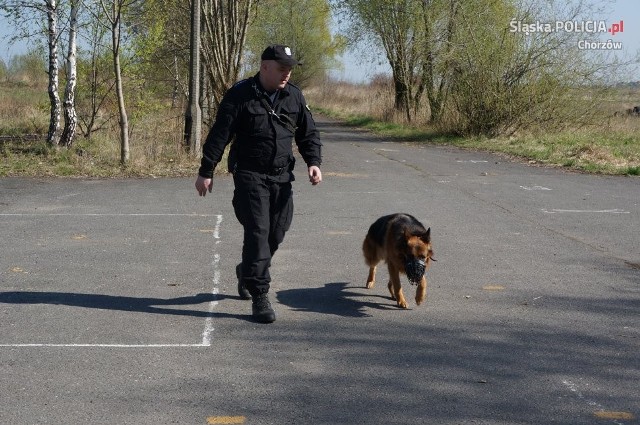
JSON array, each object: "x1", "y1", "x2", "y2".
[{"x1": 362, "y1": 214, "x2": 434, "y2": 308}]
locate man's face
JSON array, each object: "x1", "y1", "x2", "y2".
[{"x1": 260, "y1": 60, "x2": 293, "y2": 92}]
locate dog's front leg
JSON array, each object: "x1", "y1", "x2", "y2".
[
  {"x1": 388, "y1": 265, "x2": 408, "y2": 308},
  {"x1": 415, "y1": 276, "x2": 427, "y2": 305}
]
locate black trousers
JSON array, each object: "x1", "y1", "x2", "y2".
[{"x1": 232, "y1": 170, "x2": 293, "y2": 295}]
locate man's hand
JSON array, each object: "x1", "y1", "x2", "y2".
[
  {"x1": 308, "y1": 166, "x2": 322, "y2": 186},
  {"x1": 195, "y1": 175, "x2": 213, "y2": 196}
]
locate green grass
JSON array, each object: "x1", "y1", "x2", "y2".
[{"x1": 316, "y1": 108, "x2": 462, "y2": 145}]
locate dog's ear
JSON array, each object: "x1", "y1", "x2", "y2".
[{"x1": 421, "y1": 227, "x2": 431, "y2": 243}]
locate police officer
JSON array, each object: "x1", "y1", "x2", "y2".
[{"x1": 195, "y1": 44, "x2": 322, "y2": 323}]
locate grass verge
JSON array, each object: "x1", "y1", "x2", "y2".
[
  {"x1": 2, "y1": 81, "x2": 639, "y2": 177},
  {"x1": 315, "y1": 107, "x2": 640, "y2": 176}
]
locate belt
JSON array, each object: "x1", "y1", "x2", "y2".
[
  {"x1": 236, "y1": 163, "x2": 288, "y2": 176},
  {"x1": 264, "y1": 166, "x2": 287, "y2": 176}
]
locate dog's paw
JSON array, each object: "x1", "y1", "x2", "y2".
[
  {"x1": 397, "y1": 299, "x2": 408, "y2": 309},
  {"x1": 415, "y1": 295, "x2": 426, "y2": 305},
  {"x1": 366, "y1": 281, "x2": 375, "y2": 289}
]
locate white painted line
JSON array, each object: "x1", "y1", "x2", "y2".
[
  {"x1": 0, "y1": 344, "x2": 209, "y2": 348},
  {"x1": 330, "y1": 191, "x2": 391, "y2": 194},
  {"x1": 0, "y1": 214, "x2": 224, "y2": 349},
  {"x1": 520, "y1": 185, "x2": 552, "y2": 191},
  {"x1": 55, "y1": 193, "x2": 81, "y2": 200},
  {"x1": 202, "y1": 214, "x2": 223, "y2": 346},
  {"x1": 542, "y1": 208, "x2": 629, "y2": 214},
  {"x1": 0, "y1": 213, "x2": 215, "y2": 217}
]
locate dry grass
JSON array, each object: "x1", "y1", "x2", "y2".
[
  {"x1": 307, "y1": 79, "x2": 640, "y2": 176},
  {"x1": 2, "y1": 78, "x2": 639, "y2": 177},
  {"x1": 0, "y1": 82, "x2": 202, "y2": 177},
  {"x1": 306, "y1": 81, "x2": 391, "y2": 119},
  {"x1": 0, "y1": 82, "x2": 49, "y2": 136}
]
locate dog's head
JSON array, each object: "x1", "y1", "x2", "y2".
[{"x1": 402, "y1": 228, "x2": 434, "y2": 284}]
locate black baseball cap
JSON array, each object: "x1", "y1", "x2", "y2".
[{"x1": 261, "y1": 44, "x2": 301, "y2": 66}]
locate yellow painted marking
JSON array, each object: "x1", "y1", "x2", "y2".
[
  {"x1": 483, "y1": 285, "x2": 505, "y2": 291},
  {"x1": 206, "y1": 416, "x2": 246, "y2": 424},
  {"x1": 327, "y1": 231, "x2": 352, "y2": 235},
  {"x1": 200, "y1": 229, "x2": 215, "y2": 233},
  {"x1": 71, "y1": 234, "x2": 87, "y2": 240},
  {"x1": 593, "y1": 411, "x2": 634, "y2": 420}
]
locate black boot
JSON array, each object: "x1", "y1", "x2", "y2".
[
  {"x1": 236, "y1": 263, "x2": 251, "y2": 300},
  {"x1": 252, "y1": 293, "x2": 276, "y2": 323}
]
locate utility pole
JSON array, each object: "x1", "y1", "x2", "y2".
[{"x1": 184, "y1": 0, "x2": 202, "y2": 154}]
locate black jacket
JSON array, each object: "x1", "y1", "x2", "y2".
[{"x1": 198, "y1": 73, "x2": 322, "y2": 181}]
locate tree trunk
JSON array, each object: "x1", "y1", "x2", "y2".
[
  {"x1": 46, "y1": 0, "x2": 61, "y2": 145},
  {"x1": 171, "y1": 44, "x2": 179, "y2": 108},
  {"x1": 391, "y1": 61, "x2": 411, "y2": 122},
  {"x1": 111, "y1": 2, "x2": 129, "y2": 164},
  {"x1": 60, "y1": 0, "x2": 79, "y2": 147},
  {"x1": 420, "y1": 0, "x2": 458, "y2": 123}
]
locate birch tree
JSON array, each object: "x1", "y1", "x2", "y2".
[
  {"x1": 59, "y1": 0, "x2": 79, "y2": 146},
  {"x1": 44, "y1": 0, "x2": 61, "y2": 144},
  {"x1": 0, "y1": 1, "x2": 62, "y2": 143}
]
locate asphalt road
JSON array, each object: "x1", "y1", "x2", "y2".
[{"x1": 1, "y1": 116, "x2": 639, "y2": 425}]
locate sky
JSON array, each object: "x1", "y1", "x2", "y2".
[
  {"x1": 1, "y1": 1, "x2": 639, "y2": 83},
  {"x1": 330, "y1": 0, "x2": 640, "y2": 83}
]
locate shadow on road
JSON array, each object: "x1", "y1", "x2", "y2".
[
  {"x1": 0, "y1": 291, "x2": 249, "y2": 320},
  {"x1": 277, "y1": 281, "x2": 398, "y2": 317}
]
